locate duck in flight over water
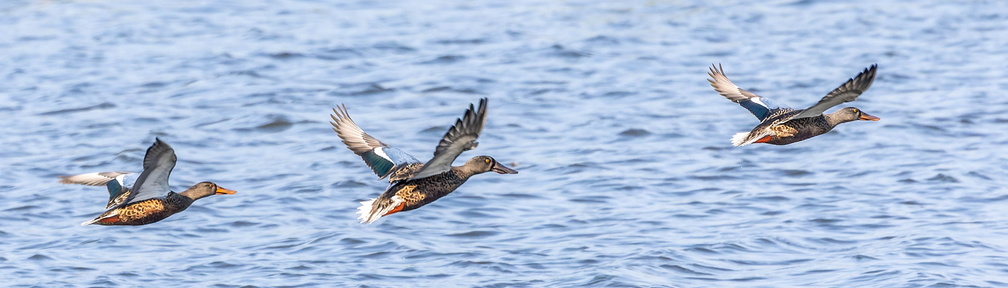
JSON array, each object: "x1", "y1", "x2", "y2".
[
  {"x1": 60, "y1": 138, "x2": 236, "y2": 226},
  {"x1": 707, "y1": 64, "x2": 879, "y2": 146},
  {"x1": 330, "y1": 98, "x2": 517, "y2": 224}
]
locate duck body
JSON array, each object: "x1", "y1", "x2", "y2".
[
  {"x1": 358, "y1": 156, "x2": 517, "y2": 222},
  {"x1": 88, "y1": 192, "x2": 193, "y2": 226},
  {"x1": 708, "y1": 64, "x2": 880, "y2": 146},
  {"x1": 364, "y1": 169, "x2": 467, "y2": 217},
  {"x1": 61, "y1": 139, "x2": 236, "y2": 226},
  {"x1": 331, "y1": 98, "x2": 517, "y2": 224},
  {"x1": 734, "y1": 107, "x2": 876, "y2": 146},
  {"x1": 754, "y1": 115, "x2": 831, "y2": 146},
  {"x1": 83, "y1": 181, "x2": 235, "y2": 226}
]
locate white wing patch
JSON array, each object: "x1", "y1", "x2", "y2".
[
  {"x1": 372, "y1": 147, "x2": 392, "y2": 162},
  {"x1": 118, "y1": 173, "x2": 140, "y2": 190}
]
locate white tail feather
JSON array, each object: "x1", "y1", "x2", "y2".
[
  {"x1": 356, "y1": 199, "x2": 378, "y2": 224},
  {"x1": 730, "y1": 132, "x2": 752, "y2": 146},
  {"x1": 356, "y1": 196, "x2": 404, "y2": 224}
]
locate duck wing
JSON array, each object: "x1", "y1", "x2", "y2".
[
  {"x1": 122, "y1": 138, "x2": 176, "y2": 205},
  {"x1": 101, "y1": 173, "x2": 136, "y2": 209},
  {"x1": 708, "y1": 64, "x2": 790, "y2": 121},
  {"x1": 59, "y1": 171, "x2": 136, "y2": 209},
  {"x1": 331, "y1": 105, "x2": 422, "y2": 181},
  {"x1": 58, "y1": 171, "x2": 131, "y2": 186},
  {"x1": 792, "y1": 64, "x2": 877, "y2": 119},
  {"x1": 410, "y1": 98, "x2": 488, "y2": 180}
]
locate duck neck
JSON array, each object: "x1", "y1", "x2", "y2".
[
  {"x1": 166, "y1": 192, "x2": 197, "y2": 212},
  {"x1": 823, "y1": 112, "x2": 853, "y2": 127},
  {"x1": 451, "y1": 166, "x2": 483, "y2": 181}
]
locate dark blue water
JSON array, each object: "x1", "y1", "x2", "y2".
[{"x1": 2, "y1": 0, "x2": 1008, "y2": 287}]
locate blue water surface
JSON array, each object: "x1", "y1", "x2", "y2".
[{"x1": 2, "y1": 0, "x2": 1007, "y2": 287}]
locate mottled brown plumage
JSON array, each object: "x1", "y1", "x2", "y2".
[
  {"x1": 87, "y1": 182, "x2": 236, "y2": 226},
  {"x1": 365, "y1": 156, "x2": 517, "y2": 221},
  {"x1": 749, "y1": 107, "x2": 879, "y2": 145},
  {"x1": 330, "y1": 98, "x2": 517, "y2": 224},
  {"x1": 707, "y1": 64, "x2": 880, "y2": 146},
  {"x1": 61, "y1": 139, "x2": 237, "y2": 226}
]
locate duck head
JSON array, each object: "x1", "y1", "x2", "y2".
[
  {"x1": 180, "y1": 181, "x2": 237, "y2": 200},
  {"x1": 465, "y1": 156, "x2": 518, "y2": 175},
  {"x1": 828, "y1": 107, "x2": 879, "y2": 125}
]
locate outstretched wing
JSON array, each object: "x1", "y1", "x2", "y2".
[
  {"x1": 410, "y1": 98, "x2": 488, "y2": 180},
  {"x1": 792, "y1": 64, "x2": 877, "y2": 119},
  {"x1": 122, "y1": 138, "x2": 176, "y2": 205},
  {"x1": 708, "y1": 64, "x2": 790, "y2": 121},
  {"x1": 58, "y1": 171, "x2": 131, "y2": 186},
  {"x1": 330, "y1": 105, "x2": 421, "y2": 181},
  {"x1": 59, "y1": 171, "x2": 136, "y2": 209}
]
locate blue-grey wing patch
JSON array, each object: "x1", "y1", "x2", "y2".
[
  {"x1": 707, "y1": 64, "x2": 791, "y2": 121},
  {"x1": 331, "y1": 104, "x2": 422, "y2": 181},
  {"x1": 104, "y1": 173, "x2": 136, "y2": 209},
  {"x1": 364, "y1": 146, "x2": 421, "y2": 180},
  {"x1": 737, "y1": 96, "x2": 788, "y2": 121}
]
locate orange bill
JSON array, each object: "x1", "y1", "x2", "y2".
[
  {"x1": 859, "y1": 112, "x2": 880, "y2": 121},
  {"x1": 216, "y1": 186, "x2": 237, "y2": 195},
  {"x1": 492, "y1": 162, "x2": 518, "y2": 174}
]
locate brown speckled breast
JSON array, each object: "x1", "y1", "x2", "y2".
[
  {"x1": 93, "y1": 193, "x2": 194, "y2": 226},
  {"x1": 394, "y1": 171, "x2": 467, "y2": 212},
  {"x1": 765, "y1": 116, "x2": 834, "y2": 145}
]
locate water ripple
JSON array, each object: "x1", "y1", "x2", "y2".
[{"x1": 1, "y1": 0, "x2": 1007, "y2": 287}]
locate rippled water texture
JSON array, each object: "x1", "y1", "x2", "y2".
[{"x1": 2, "y1": 0, "x2": 1008, "y2": 287}]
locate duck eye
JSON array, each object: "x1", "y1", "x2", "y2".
[
  {"x1": 852, "y1": 108, "x2": 858, "y2": 113},
  {"x1": 484, "y1": 158, "x2": 491, "y2": 163}
]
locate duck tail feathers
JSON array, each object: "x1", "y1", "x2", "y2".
[
  {"x1": 356, "y1": 199, "x2": 380, "y2": 224},
  {"x1": 730, "y1": 132, "x2": 752, "y2": 146},
  {"x1": 81, "y1": 210, "x2": 118, "y2": 226},
  {"x1": 356, "y1": 196, "x2": 404, "y2": 224}
]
